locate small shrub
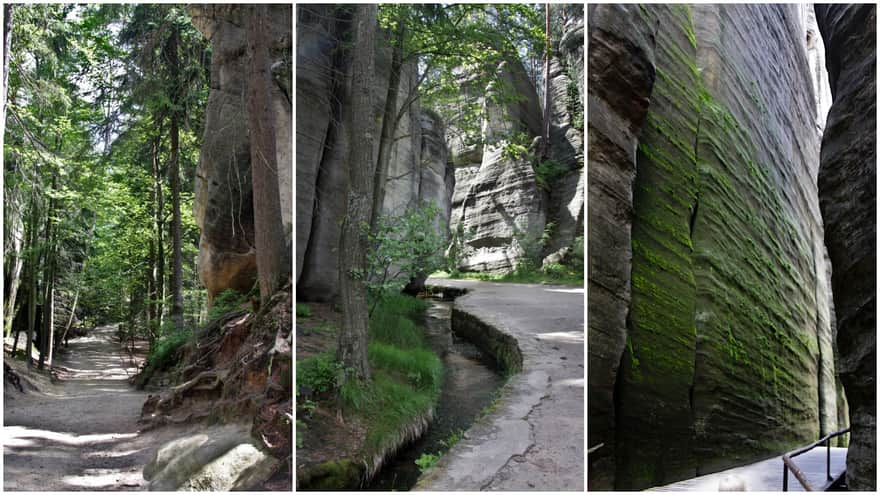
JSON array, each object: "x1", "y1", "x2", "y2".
[
  {"x1": 209, "y1": 288, "x2": 247, "y2": 322},
  {"x1": 415, "y1": 452, "x2": 440, "y2": 472},
  {"x1": 296, "y1": 353, "x2": 344, "y2": 396},
  {"x1": 296, "y1": 419, "x2": 306, "y2": 449},
  {"x1": 296, "y1": 303, "x2": 312, "y2": 318},
  {"x1": 533, "y1": 159, "x2": 567, "y2": 190}
]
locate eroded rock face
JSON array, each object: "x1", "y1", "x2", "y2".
[
  {"x1": 295, "y1": 6, "x2": 450, "y2": 302},
  {"x1": 815, "y1": 4, "x2": 876, "y2": 490},
  {"x1": 448, "y1": 60, "x2": 546, "y2": 273},
  {"x1": 586, "y1": 4, "x2": 657, "y2": 490},
  {"x1": 190, "y1": 5, "x2": 292, "y2": 303},
  {"x1": 144, "y1": 424, "x2": 280, "y2": 491},
  {"x1": 589, "y1": 4, "x2": 842, "y2": 490}
]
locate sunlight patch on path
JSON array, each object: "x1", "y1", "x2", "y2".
[{"x1": 4, "y1": 426, "x2": 138, "y2": 447}]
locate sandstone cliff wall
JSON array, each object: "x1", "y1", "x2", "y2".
[
  {"x1": 816, "y1": 5, "x2": 876, "y2": 490},
  {"x1": 295, "y1": 6, "x2": 452, "y2": 302},
  {"x1": 588, "y1": 4, "x2": 842, "y2": 489},
  {"x1": 189, "y1": 5, "x2": 292, "y2": 303}
]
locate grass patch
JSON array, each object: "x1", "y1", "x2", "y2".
[
  {"x1": 437, "y1": 267, "x2": 583, "y2": 286},
  {"x1": 296, "y1": 303, "x2": 312, "y2": 318},
  {"x1": 297, "y1": 292, "x2": 443, "y2": 464},
  {"x1": 341, "y1": 293, "x2": 443, "y2": 453},
  {"x1": 136, "y1": 325, "x2": 192, "y2": 387}
]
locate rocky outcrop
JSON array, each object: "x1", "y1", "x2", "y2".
[
  {"x1": 144, "y1": 424, "x2": 279, "y2": 491},
  {"x1": 189, "y1": 5, "x2": 292, "y2": 303},
  {"x1": 589, "y1": 4, "x2": 844, "y2": 490},
  {"x1": 544, "y1": 6, "x2": 584, "y2": 257},
  {"x1": 295, "y1": 6, "x2": 451, "y2": 302},
  {"x1": 586, "y1": 4, "x2": 657, "y2": 490},
  {"x1": 815, "y1": 4, "x2": 876, "y2": 490},
  {"x1": 448, "y1": 60, "x2": 546, "y2": 273}
]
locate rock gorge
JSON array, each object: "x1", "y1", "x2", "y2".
[
  {"x1": 296, "y1": 5, "x2": 585, "y2": 302},
  {"x1": 588, "y1": 3, "x2": 874, "y2": 490}
]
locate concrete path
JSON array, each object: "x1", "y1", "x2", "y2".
[
  {"x1": 649, "y1": 447, "x2": 847, "y2": 491},
  {"x1": 415, "y1": 278, "x2": 584, "y2": 491}
]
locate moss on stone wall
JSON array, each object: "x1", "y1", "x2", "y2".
[{"x1": 616, "y1": 4, "x2": 825, "y2": 490}]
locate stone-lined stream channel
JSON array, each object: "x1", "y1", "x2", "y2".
[{"x1": 365, "y1": 298, "x2": 504, "y2": 491}]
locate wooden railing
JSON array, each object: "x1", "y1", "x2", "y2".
[{"x1": 782, "y1": 427, "x2": 850, "y2": 491}]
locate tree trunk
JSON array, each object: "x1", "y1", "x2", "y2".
[
  {"x1": 369, "y1": 19, "x2": 405, "y2": 232},
  {"x1": 38, "y1": 174, "x2": 56, "y2": 370},
  {"x1": 246, "y1": 4, "x2": 291, "y2": 302},
  {"x1": 4, "y1": 194, "x2": 24, "y2": 337},
  {"x1": 337, "y1": 4, "x2": 378, "y2": 382},
  {"x1": 542, "y1": 3, "x2": 551, "y2": 157},
  {"x1": 2, "y1": 4, "x2": 13, "y2": 120},
  {"x1": 152, "y1": 131, "x2": 165, "y2": 330},
  {"x1": 59, "y1": 285, "x2": 79, "y2": 348},
  {"x1": 25, "y1": 192, "x2": 39, "y2": 368},
  {"x1": 168, "y1": 27, "x2": 184, "y2": 329}
]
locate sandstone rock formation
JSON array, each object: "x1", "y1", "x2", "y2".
[
  {"x1": 295, "y1": 6, "x2": 452, "y2": 302},
  {"x1": 588, "y1": 4, "x2": 845, "y2": 489},
  {"x1": 189, "y1": 5, "x2": 292, "y2": 304},
  {"x1": 815, "y1": 4, "x2": 876, "y2": 490},
  {"x1": 586, "y1": 4, "x2": 657, "y2": 490}
]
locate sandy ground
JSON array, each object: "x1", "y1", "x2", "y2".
[{"x1": 4, "y1": 325, "x2": 194, "y2": 491}]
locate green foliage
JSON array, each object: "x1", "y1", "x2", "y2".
[
  {"x1": 369, "y1": 293, "x2": 429, "y2": 349},
  {"x1": 296, "y1": 352, "x2": 344, "y2": 396},
  {"x1": 439, "y1": 428, "x2": 464, "y2": 449},
  {"x1": 366, "y1": 202, "x2": 446, "y2": 299},
  {"x1": 296, "y1": 303, "x2": 312, "y2": 318},
  {"x1": 415, "y1": 452, "x2": 440, "y2": 473},
  {"x1": 208, "y1": 288, "x2": 246, "y2": 322},
  {"x1": 137, "y1": 324, "x2": 192, "y2": 386},
  {"x1": 533, "y1": 159, "x2": 568, "y2": 190},
  {"x1": 296, "y1": 420, "x2": 306, "y2": 449},
  {"x1": 445, "y1": 223, "x2": 475, "y2": 276}
]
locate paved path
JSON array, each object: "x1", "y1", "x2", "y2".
[
  {"x1": 4, "y1": 325, "x2": 191, "y2": 491},
  {"x1": 649, "y1": 447, "x2": 847, "y2": 491},
  {"x1": 415, "y1": 278, "x2": 584, "y2": 491}
]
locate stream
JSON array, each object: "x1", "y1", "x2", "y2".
[{"x1": 365, "y1": 298, "x2": 505, "y2": 491}]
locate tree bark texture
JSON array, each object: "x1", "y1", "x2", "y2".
[
  {"x1": 246, "y1": 4, "x2": 291, "y2": 302},
  {"x1": 337, "y1": 4, "x2": 378, "y2": 381}
]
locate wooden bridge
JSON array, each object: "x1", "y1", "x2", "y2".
[{"x1": 649, "y1": 430, "x2": 849, "y2": 491}]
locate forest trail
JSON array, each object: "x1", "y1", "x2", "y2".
[
  {"x1": 4, "y1": 325, "x2": 192, "y2": 491},
  {"x1": 417, "y1": 279, "x2": 584, "y2": 491}
]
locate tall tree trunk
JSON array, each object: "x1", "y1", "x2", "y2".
[
  {"x1": 369, "y1": 19, "x2": 405, "y2": 231},
  {"x1": 4, "y1": 194, "x2": 24, "y2": 337},
  {"x1": 542, "y1": 3, "x2": 551, "y2": 157},
  {"x1": 152, "y1": 131, "x2": 165, "y2": 330},
  {"x1": 337, "y1": 4, "x2": 378, "y2": 382},
  {"x1": 25, "y1": 192, "x2": 39, "y2": 368},
  {"x1": 2, "y1": 4, "x2": 13, "y2": 120},
  {"x1": 168, "y1": 26, "x2": 184, "y2": 329},
  {"x1": 38, "y1": 174, "x2": 56, "y2": 370},
  {"x1": 59, "y1": 285, "x2": 79, "y2": 348},
  {"x1": 246, "y1": 5, "x2": 291, "y2": 302}
]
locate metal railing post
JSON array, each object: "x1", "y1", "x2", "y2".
[
  {"x1": 827, "y1": 438, "x2": 831, "y2": 481},
  {"x1": 783, "y1": 464, "x2": 788, "y2": 491}
]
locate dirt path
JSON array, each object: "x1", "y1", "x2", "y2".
[{"x1": 4, "y1": 325, "x2": 191, "y2": 491}]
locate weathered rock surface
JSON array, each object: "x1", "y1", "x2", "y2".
[
  {"x1": 589, "y1": 4, "x2": 844, "y2": 490},
  {"x1": 815, "y1": 4, "x2": 876, "y2": 490},
  {"x1": 448, "y1": 60, "x2": 546, "y2": 273},
  {"x1": 295, "y1": 6, "x2": 451, "y2": 301},
  {"x1": 190, "y1": 4, "x2": 292, "y2": 303},
  {"x1": 144, "y1": 424, "x2": 280, "y2": 491},
  {"x1": 586, "y1": 4, "x2": 657, "y2": 490},
  {"x1": 544, "y1": 6, "x2": 584, "y2": 257}
]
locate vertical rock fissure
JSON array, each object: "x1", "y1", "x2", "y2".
[{"x1": 299, "y1": 11, "x2": 351, "y2": 290}]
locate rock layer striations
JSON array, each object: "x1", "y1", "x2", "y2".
[
  {"x1": 588, "y1": 4, "x2": 844, "y2": 489},
  {"x1": 815, "y1": 4, "x2": 876, "y2": 491}
]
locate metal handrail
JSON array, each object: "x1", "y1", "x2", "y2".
[{"x1": 782, "y1": 427, "x2": 850, "y2": 491}]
